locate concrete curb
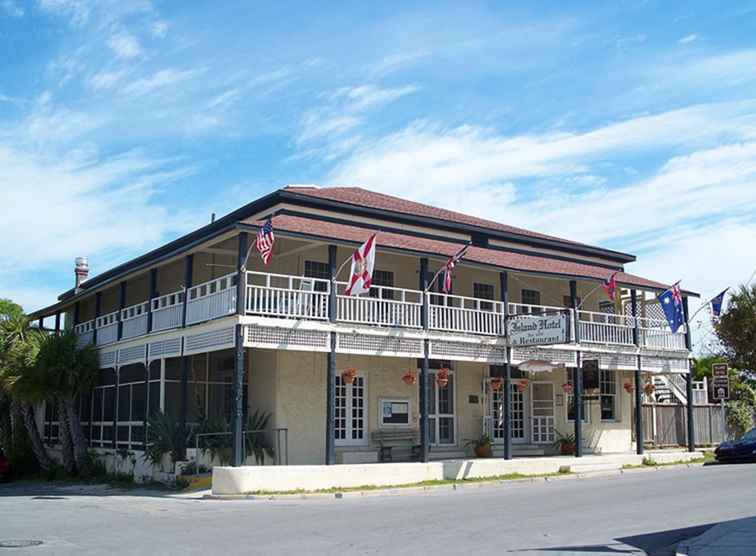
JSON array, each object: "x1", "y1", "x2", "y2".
[{"x1": 202, "y1": 461, "x2": 704, "y2": 501}]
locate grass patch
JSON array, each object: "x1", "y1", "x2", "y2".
[
  {"x1": 621, "y1": 452, "x2": 714, "y2": 470},
  {"x1": 243, "y1": 469, "x2": 572, "y2": 496}
]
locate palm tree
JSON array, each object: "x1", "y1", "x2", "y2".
[
  {"x1": 0, "y1": 313, "x2": 53, "y2": 471},
  {"x1": 36, "y1": 330, "x2": 98, "y2": 475}
]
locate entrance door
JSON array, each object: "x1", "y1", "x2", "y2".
[
  {"x1": 335, "y1": 373, "x2": 367, "y2": 446},
  {"x1": 531, "y1": 382, "x2": 555, "y2": 444},
  {"x1": 425, "y1": 371, "x2": 456, "y2": 445},
  {"x1": 489, "y1": 383, "x2": 527, "y2": 444}
]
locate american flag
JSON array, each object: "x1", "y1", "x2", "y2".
[
  {"x1": 442, "y1": 243, "x2": 469, "y2": 293},
  {"x1": 256, "y1": 217, "x2": 275, "y2": 265}
]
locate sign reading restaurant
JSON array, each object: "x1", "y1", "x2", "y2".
[{"x1": 506, "y1": 312, "x2": 570, "y2": 347}]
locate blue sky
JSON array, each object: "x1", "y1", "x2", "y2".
[{"x1": 2, "y1": 1, "x2": 756, "y2": 350}]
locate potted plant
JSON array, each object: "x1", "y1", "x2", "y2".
[
  {"x1": 436, "y1": 368, "x2": 450, "y2": 388},
  {"x1": 561, "y1": 383, "x2": 573, "y2": 394},
  {"x1": 643, "y1": 382, "x2": 656, "y2": 396},
  {"x1": 401, "y1": 369, "x2": 417, "y2": 386},
  {"x1": 341, "y1": 368, "x2": 357, "y2": 385},
  {"x1": 465, "y1": 434, "x2": 493, "y2": 458},
  {"x1": 490, "y1": 377, "x2": 503, "y2": 391},
  {"x1": 516, "y1": 378, "x2": 529, "y2": 392},
  {"x1": 553, "y1": 430, "x2": 576, "y2": 455},
  {"x1": 623, "y1": 381, "x2": 634, "y2": 394}
]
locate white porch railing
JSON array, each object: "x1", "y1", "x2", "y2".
[
  {"x1": 428, "y1": 292, "x2": 505, "y2": 336},
  {"x1": 336, "y1": 282, "x2": 422, "y2": 328},
  {"x1": 186, "y1": 273, "x2": 237, "y2": 325},
  {"x1": 246, "y1": 271, "x2": 330, "y2": 320},
  {"x1": 578, "y1": 310, "x2": 635, "y2": 346},
  {"x1": 121, "y1": 301, "x2": 149, "y2": 339},
  {"x1": 638, "y1": 317, "x2": 687, "y2": 351},
  {"x1": 507, "y1": 302, "x2": 565, "y2": 316},
  {"x1": 74, "y1": 320, "x2": 94, "y2": 347},
  {"x1": 95, "y1": 311, "x2": 119, "y2": 346},
  {"x1": 151, "y1": 290, "x2": 184, "y2": 332}
]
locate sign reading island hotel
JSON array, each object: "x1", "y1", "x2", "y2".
[{"x1": 507, "y1": 312, "x2": 570, "y2": 347}]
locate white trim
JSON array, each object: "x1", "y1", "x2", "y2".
[
  {"x1": 423, "y1": 368, "x2": 458, "y2": 447},
  {"x1": 530, "y1": 381, "x2": 555, "y2": 444},
  {"x1": 335, "y1": 372, "x2": 369, "y2": 448}
]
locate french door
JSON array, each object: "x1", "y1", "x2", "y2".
[
  {"x1": 424, "y1": 371, "x2": 456, "y2": 445},
  {"x1": 490, "y1": 383, "x2": 527, "y2": 443},
  {"x1": 335, "y1": 373, "x2": 367, "y2": 446},
  {"x1": 530, "y1": 382, "x2": 555, "y2": 444}
]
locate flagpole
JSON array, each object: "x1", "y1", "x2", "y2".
[
  {"x1": 687, "y1": 288, "x2": 729, "y2": 323},
  {"x1": 574, "y1": 282, "x2": 604, "y2": 311},
  {"x1": 425, "y1": 267, "x2": 444, "y2": 293}
]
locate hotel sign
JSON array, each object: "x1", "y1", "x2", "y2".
[{"x1": 506, "y1": 312, "x2": 570, "y2": 347}]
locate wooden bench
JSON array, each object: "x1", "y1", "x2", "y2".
[{"x1": 371, "y1": 429, "x2": 422, "y2": 462}]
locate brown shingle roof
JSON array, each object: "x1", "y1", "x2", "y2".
[
  {"x1": 244, "y1": 213, "x2": 671, "y2": 291},
  {"x1": 283, "y1": 185, "x2": 628, "y2": 257}
]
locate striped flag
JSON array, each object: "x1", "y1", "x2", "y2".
[
  {"x1": 442, "y1": 243, "x2": 469, "y2": 293},
  {"x1": 344, "y1": 234, "x2": 377, "y2": 296},
  {"x1": 601, "y1": 271, "x2": 618, "y2": 300},
  {"x1": 256, "y1": 217, "x2": 275, "y2": 265}
]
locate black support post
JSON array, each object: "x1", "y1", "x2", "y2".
[
  {"x1": 37, "y1": 317, "x2": 43, "y2": 331},
  {"x1": 500, "y1": 271, "x2": 512, "y2": 460},
  {"x1": 117, "y1": 281, "x2": 126, "y2": 341},
  {"x1": 631, "y1": 289, "x2": 644, "y2": 455},
  {"x1": 419, "y1": 257, "x2": 430, "y2": 463},
  {"x1": 147, "y1": 268, "x2": 158, "y2": 333},
  {"x1": 232, "y1": 232, "x2": 248, "y2": 467},
  {"x1": 93, "y1": 291, "x2": 102, "y2": 345},
  {"x1": 570, "y1": 280, "x2": 583, "y2": 457},
  {"x1": 73, "y1": 301, "x2": 80, "y2": 327},
  {"x1": 683, "y1": 296, "x2": 695, "y2": 452},
  {"x1": 635, "y1": 358, "x2": 644, "y2": 455},
  {"x1": 326, "y1": 245, "x2": 337, "y2": 465},
  {"x1": 54, "y1": 311, "x2": 61, "y2": 335},
  {"x1": 178, "y1": 255, "x2": 193, "y2": 460}
]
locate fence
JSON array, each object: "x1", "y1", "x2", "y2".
[{"x1": 633, "y1": 404, "x2": 726, "y2": 447}]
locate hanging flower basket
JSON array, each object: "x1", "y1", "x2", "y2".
[
  {"x1": 561, "y1": 383, "x2": 573, "y2": 394},
  {"x1": 401, "y1": 369, "x2": 417, "y2": 386},
  {"x1": 436, "y1": 368, "x2": 450, "y2": 388},
  {"x1": 623, "y1": 381, "x2": 634, "y2": 394},
  {"x1": 341, "y1": 368, "x2": 358, "y2": 385},
  {"x1": 643, "y1": 382, "x2": 656, "y2": 396},
  {"x1": 516, "y1": 379, "x2": 529, "y2": 392},
  {"x1": 490, "y1": 377, "x2": 503, "y2": 391}
]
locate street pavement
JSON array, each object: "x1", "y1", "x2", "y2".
[{"x1": 0, "y1": 463, "x2": 754, "y2": 555}]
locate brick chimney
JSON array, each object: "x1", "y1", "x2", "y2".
[{"x1": 74, "y1": 257, "x2": 89, "y2": 291}]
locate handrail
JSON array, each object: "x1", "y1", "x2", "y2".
[
  {"x1": 151, "y1": 289, "x2": 184, "y2": 312},
  {"x1": 186, "y1": 272, "x2": 238, "y2": 325},
  {"x1": 74, "y1": 319, "x2": 95, "y2": 334},
  {"x1": 507, "y1": 302, "x2": 565, "y2": 315},
  {"x1": 95, "y1": 311, "x2": 119, "y2": 329},
  {"x1": 120, "y1": 301, "x2": 149, "y2": 321},
  {"x1": 427, "y1": 291, "x2": 505, "y2": 335},
  {"x1": 187, "y1": 272, "x2": 237, "y2": 301},
  {"x1": 247, "y1": 270, "x2": 331, "y2": 293},
  {"x1": 335, "y1": 281, "x2": 422, "y2": 328},
  {"x1": 246, "y1": 271, "x2": 329, "y2": 320}
]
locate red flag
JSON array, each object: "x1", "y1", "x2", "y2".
[
  {"x1": 601, "y1": 271, "x2": 618, "y2": 300},
  {"x1": 442, "y1": 244, "x2": 469, "y2": 294}
]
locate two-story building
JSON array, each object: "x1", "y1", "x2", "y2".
[{"x1": 30, "y1": 185, "x2": 698, "y2": 471}]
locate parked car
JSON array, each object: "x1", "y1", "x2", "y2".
[
  {"x1": 715, "y1": 427, "x2": 756, "y2": 463},
  {"x1": 0, "y1": 449, "x2": 10, "y2": 481}
]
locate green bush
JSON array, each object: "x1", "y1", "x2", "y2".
[{"x1": 726, "y1": 400, "x2": 754, "y2": 438}]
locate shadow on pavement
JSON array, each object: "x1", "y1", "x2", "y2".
[
  {"x1": 510, "y1": 523, "x2": 718, "y2": 555},
  {"x1": 0, "y1": 480, "x2": 180, "y2": 499}
]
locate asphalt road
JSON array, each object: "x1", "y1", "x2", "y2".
[{"x1": 1, "y1": 464, "x2": 754, "y2": 556}]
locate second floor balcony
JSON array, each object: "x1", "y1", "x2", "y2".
[{"x1": 74, "y1": 269, "x2": 688, "y2": 353}]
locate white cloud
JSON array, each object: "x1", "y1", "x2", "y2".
[
  {"x1": 88, "y1": 69, "x2": 128, "y2": 91},
  {"x1": 151, "y1": 20, "x2": 168, "y2": 38},
  {"x1": 38, "y1": 0, "x2": 91, "y2": 26},
  {"x1": 123, "y1": 67, "x2": 206, "y2": 96},
  {"x1": 106, "y1": 30, "x2": 143, "y2": 59},
  {"x1": 678, "y1": 34, "x2": 698, "y2": 44}
]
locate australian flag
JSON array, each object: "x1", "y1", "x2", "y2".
[{"x1": 658, "y1": 283, "x2": 685, "y2": 334}]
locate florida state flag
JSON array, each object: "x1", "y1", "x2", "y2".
[{"x1": 344, "y1": 234, "x2": 377, "y2": 296}]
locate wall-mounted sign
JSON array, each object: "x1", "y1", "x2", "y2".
[{"x1": 507, "y1": 312, "x2": 569, "y2": 347}]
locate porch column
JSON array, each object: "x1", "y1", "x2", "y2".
[
  {"x1": 117, "y1": 281, "x2": 126, "y2": 341},
  {"x1": 419, "y1": 257, "x2": 430, "y2": 463},
  {"x1": 178, "y1": 255, "x2": 193, "y2": 460},
  {"x1": 500, "y1": 271, "x2": 512, "y2": 460},
  {"x1": 147, "y1": 268, "x2": 158, "y2": 333},
  {"x1": 232, "y1": 232, "x2": 248, "y2": 467},
  {"x1": 683, "y1": 296, "x2": 695, "y2": 452},
  {"x1": 325, "y1": 244, "x2": 337, "y2": 465},
  {"x1": 74, "y1": 301, "x2": 80, "y2": 327},
  {"x1": 54, "y1": 311, "x2": 61, "y2": 335},
  {"x1": 631, "y1": 290, "x2": 644, "y2": 455},
  {"x1": 93, "y1": 291, "x2": 102, "y2": 345},
  {"x1": 570, "y1": 280, "x2": 582, "y2": 457}
]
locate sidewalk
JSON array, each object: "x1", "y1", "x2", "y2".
[{"x1": 677, "y1": 516, "x2": 756, "y2": 556}]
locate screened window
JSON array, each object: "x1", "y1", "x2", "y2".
[
  {"x1": 473, "y1": 282, "x2": 494, "y2": 311},
  {"x1": 521, "y1": 289, "x2": 541, "y2": 307},
  {"x1": 600, "y1": 370, "x2": 617, "y2": 421},
  {"x1": 304, "y1": 260, "x2": 330, "y2": 292},
  {"x1": 370, "y1": 270, "x2": 394, "y2": 299},
  {"x1": 116, "y1": 363, "x2": 147, "y2": 450}
]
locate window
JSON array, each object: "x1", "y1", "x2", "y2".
[
  {"x1": 600, "y1": 370, "x2": 617, "y2": 421},
  {"x1": 521, "y1": 289, "x2": 541, "y2": 307},
  {"x1": 473, "y1": 282, "x2": 495, "y2": 311},
  {"x1": 565, "y1": 368, "x2": 589, "y2": 422},
  {"x1": 370, "y1": 270, "x2": 394, "y2": 299},
  {"x1": 563, "y1": 295, "x2": 581, "y2": 308},
  {"x1": 380, "y1": 399, "x2": 410, "y2": 427},
  {"x1": 304, "y1": 260, "x2": 330, "y2": 292}
]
